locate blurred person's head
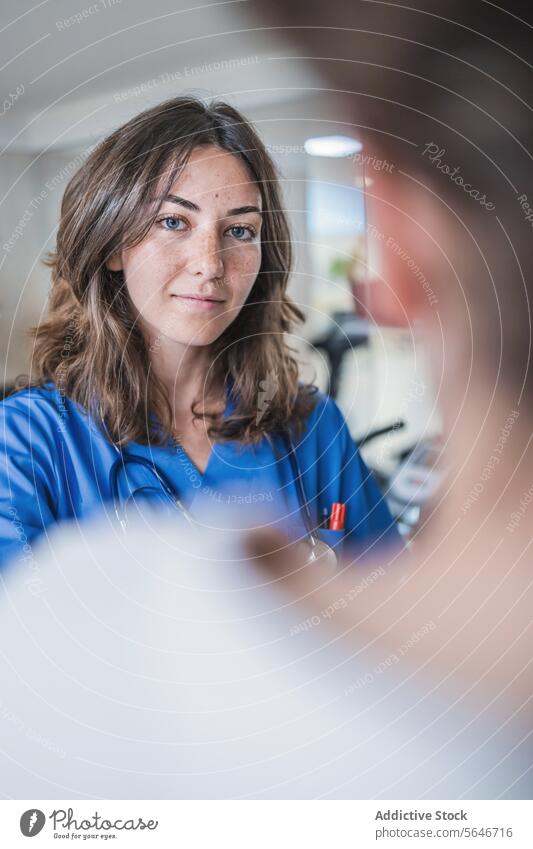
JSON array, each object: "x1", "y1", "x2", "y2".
[
  {"x1": 263, "y1": 0, "x2": 533, "y2": 526},
  {"x1": 357, "y1": 50, "x2": 533, "y2": 551},
  {"x1": 18, "y1": 96, "x2": 315, "y2": 445},
  {"x1": 246, "y1": 2, "x2": 533, "y2": 725}
]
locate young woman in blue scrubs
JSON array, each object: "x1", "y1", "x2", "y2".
[{"x1": 0, "y1": 96, "x2": 399, "y2": 569}]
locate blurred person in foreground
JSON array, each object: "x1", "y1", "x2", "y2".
[
  {"x1": 252, "y1": 0, "x2": 533, "y2": 791},
  {"x1": 0, "y1": 507, "x2": 528, "y2": 800}
]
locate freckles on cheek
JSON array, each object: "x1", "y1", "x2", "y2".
[
  {"x1": 228, "y1": 248, "x2": 261, "y2": 292},
  {"x1": 125, "y1": 247, "x2": 174, "y2": 294}
]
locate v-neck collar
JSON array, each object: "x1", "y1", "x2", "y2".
[
  {"x1": 155, "y1": 379, "x2": 238, "y2": 481},
  {"x1": 173, "y1": 437, "x2": 213, "y2": 480}
]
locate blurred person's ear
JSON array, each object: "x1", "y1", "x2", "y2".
[{"x1": 362, "y1": 158, "x2": 448, "y2": 329}]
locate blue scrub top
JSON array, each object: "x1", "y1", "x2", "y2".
[{"x1": 0, "y1": 382, "x2": 400, "y2": 569}]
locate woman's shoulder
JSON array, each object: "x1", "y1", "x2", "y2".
[
  {"x1": 0, "y1": 381, "x2": 82, "y2": 442},
  {"x1": 299, "y1": 386, "x2": 351, "y2": 445},
  {"x1": 2, "y1": 381, "x2": 61, "y2": 416},
  {"x1": 0, "y1": 382, "x2": 66, "y2": 462},
  {"x1": 302, "y1": 386, "x2": 347, "y2": 427}
]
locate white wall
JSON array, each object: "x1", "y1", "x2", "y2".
[{"x1": 1, "y1": 149, "x2": 91, "y2": 382}]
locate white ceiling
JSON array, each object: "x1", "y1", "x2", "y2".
[{"x1": 1, "y1": 0, "x2": 327, "y2": 152}]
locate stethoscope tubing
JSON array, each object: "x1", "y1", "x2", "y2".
[
  {"x1": 109, "y1": 453, "x2": 195, "y2": 530},
  {"x1": 108, "y1": 431, "x2": 333, "y2": 562}
]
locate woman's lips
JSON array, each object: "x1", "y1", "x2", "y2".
[{"x1": 170, "y1": 294, "x2": 226, "y2": 312}]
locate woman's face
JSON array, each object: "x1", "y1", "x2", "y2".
[{"x1": 107, "y1": 145, "x2": 263, "y2": 349}]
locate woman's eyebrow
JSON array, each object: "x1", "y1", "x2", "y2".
[
  {"x1": 227, "y1": 205, "x2": 262, "y2": 216},
  {"x1": 164, "y1": 194, "x2": 262, "y2": 216},
  {"x1": 165, "y1": 194, "x2": 200, "y2": 212}
]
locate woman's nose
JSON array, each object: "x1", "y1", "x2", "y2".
[{"x1": 185, "y1": 228, "x2": 225, "y2": 280}]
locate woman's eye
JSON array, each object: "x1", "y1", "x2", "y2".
[
  {"x1": 159, "y1": 216, "x2": 187, "y2": 231},
  {"x1": 227, "y1": 225, "x2": 255, "y2": 241}
]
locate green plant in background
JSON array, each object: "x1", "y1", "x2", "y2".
[{"x1": 329, "y1": 255, "x2": 353, "y2": 280}]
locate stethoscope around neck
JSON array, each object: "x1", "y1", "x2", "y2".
[{"x1": 107, "y1": 431, "x2": 338, "y2": 569}]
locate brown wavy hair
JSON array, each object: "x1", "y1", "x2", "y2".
[{"x1": 16, "y1": 96, "x2": 317, "y2": 445}]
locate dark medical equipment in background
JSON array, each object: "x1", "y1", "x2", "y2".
[{"x1": 310, "y1": 311, "x2": 443, "y2": 540}]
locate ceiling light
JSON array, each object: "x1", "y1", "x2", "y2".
[{"x1": 304, "y1": 135, "x2": 363, "y2": 158}]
